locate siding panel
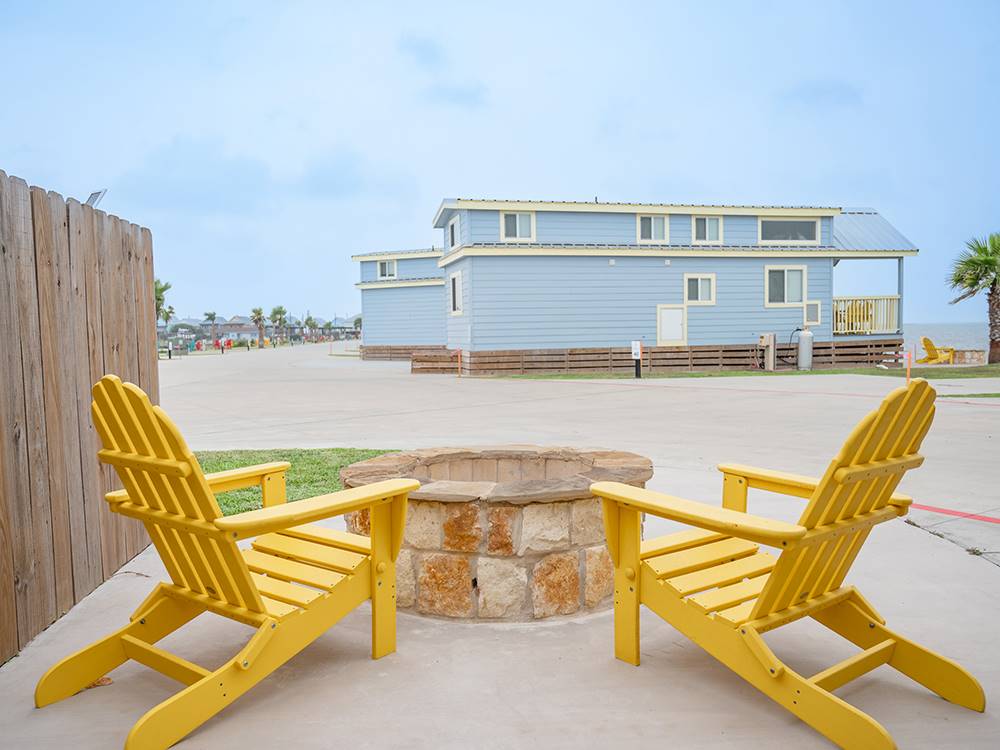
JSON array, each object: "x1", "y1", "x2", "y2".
[
  {"x1": 361, "y1": 256, "x2": 441, "y2": 281},
  {"x1": 465, "y1": 255, "x2": 832, "y2": 350},
  {"x1": 535, "y1": 211, "x2": 635, "y2": 244},
  {"x1": 669, "y1": 214, "x2": 691, "y2": 244},
  {"x1": 723, "y1": 215, "x2": 758, "y2": 245},
  {"x1": 361, "y1": 285, "x2": 446, "y2": 345},
  {"x1": 445, "y1": 258, "x2": 473, "y2": 349}
]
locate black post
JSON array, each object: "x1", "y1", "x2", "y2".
[{"x1": 634, "y1": 359, "x2": 641, "y2": 378}]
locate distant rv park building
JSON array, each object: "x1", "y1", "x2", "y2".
[{"x1": 353, "y1": 199, "x2": 914, "y2": 373}]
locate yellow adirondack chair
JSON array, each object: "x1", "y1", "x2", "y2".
[
  {"x1": 592, "y1": 379, "x2": 984, "y2": 749},
  {"x1": 35, "y1": 375, "x2": 419, "y2": 749},
  {"x1": 916, "y1": 336, "x2": 955, "y2": 364}
]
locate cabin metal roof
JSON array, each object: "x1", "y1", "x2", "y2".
[
  {"x1": 832, "y1": 209, "x2": 917, "y2": 252},
  {"x1": 350, "y1": 247, "x2": 441, "y2": 261}
]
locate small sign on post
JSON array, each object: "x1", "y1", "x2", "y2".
[{"x1": 631, "y1": 340, "x2": 642, "y2": 379}]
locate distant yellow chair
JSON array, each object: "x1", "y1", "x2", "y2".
[
  {"x1": 592, "y1": 379, "x2": 984, "y2": 750},
  {"x1": 916, "y1": 336, "x2": 955, "y2": 364},
  {"x1": 35, "y1": 375, "x2": 418, "y2": 750}
]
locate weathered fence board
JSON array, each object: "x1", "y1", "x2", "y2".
[{"x1": 0, "y1": 171, "x2": 157, "y2": 663}]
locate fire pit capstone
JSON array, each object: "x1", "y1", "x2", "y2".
[{"x1": 340, "y1": 446, "x2": 653, "y2": 621}]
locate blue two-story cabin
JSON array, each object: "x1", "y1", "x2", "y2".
[
  {"x1": 430, "y1": 199, "x2": 914, "y2": 353},
  {"x1": 352, "y1": 247, "x2": 446, "y2": 355}
]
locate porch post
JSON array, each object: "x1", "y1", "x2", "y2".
[{"x1": 896, "y1": 257, "x2": 904, "y2": 333}]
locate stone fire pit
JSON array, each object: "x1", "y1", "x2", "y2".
[{"x1": 340, "y1": 446, "x2": 652, "y2": 621}]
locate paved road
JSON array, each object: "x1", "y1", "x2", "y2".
[{"x1": 161, "y1": 343, "x2": 1000, "y2": 563}]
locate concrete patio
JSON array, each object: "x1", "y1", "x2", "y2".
[{"x1": 1, "y1": 343, "x2": 997, "y2": 748}]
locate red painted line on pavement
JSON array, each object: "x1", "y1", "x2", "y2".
[{"x1": 910, "y1": 504, "x2": 1000, "y2": 525}]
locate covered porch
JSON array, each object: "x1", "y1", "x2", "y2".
[{"x1": 832, "y1": 256, "x2": 905, "y2": 336}]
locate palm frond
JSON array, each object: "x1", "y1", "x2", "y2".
[{"x1": 948, "y1": 234, "x2": 1000, "y2": 302}]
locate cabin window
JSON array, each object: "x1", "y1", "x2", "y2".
[
  {"x1": 805, "y1": 300, "x2": 821, "y2": 326},
  {"x1": 377, "y1": 260, "x2": 397, "y2": 280},
  {"x1": 759, "y1": 218, "x2": 819, "y2": 244},
  {"x1": 448, "y1": 216, "x2": 460, "y2": 249},
  {"x1": 684, "y1": 273, "x2": 716, "y2": 305},
  {"x1": 501, "y1": 212, "x2": 534, "y2": 241},
  {"x1": 765, "y1": 266, "x2": 806, "y2": 306},
  {"x1": 693, "y1": 216, "x2": 722, "y2": 244},
  {"x1": 450, "y1": 270, "x2": 463, "y2": 315},
  {"x1": 638, "y1": 215, "x2": 666, "y2": 242}
]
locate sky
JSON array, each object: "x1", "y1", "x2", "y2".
[{"x1": 1, "y1": 0, "x2": 997, "y2": 324}]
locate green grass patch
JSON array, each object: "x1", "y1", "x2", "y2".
[
  {"x1": 195, "y1": 448, "x2": 394, "y2": 515},
  {"x1": 938, "y1": 392, "x2": 1000, "y2": 398},
  {"x1": 505, "y1": 364, "x2": 1000, "y2": 381}
]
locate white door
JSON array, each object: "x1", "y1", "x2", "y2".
[{"x1": 656, "y1": 304, "x2": 686, "y2": 345}]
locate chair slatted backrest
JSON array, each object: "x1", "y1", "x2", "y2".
[
  {"x1": 921, "y1": 337, "x2": 938, "y2": 358},
  {"x1": 749, "y1": 379, "x2": 936, "y2": 620},
  {"x1": 91, "y1": 375, "x2": 264, "y2": 614}
]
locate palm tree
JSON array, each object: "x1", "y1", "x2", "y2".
[
  {"x1": 204, "y1": 311, "x2": 218, "y2": 343},
  {"x1": 250, "y1": 307, "x2": 266, "y2": 348},
  {"x1": 161, "y1": 305, "x2": 175, "y2": 328},
  {"x1": 949, "y1": 232, "x2": 1000, "y2": 363},
  {"x1": 154, "y1": 278, "x2": 171, "y2": 321},
  {"x1": 304, "y1": 315, "x2": 317, "y2": 341},
  {"x1": 322, "y1": 321, "x2": 333, "y2": 337},
  {"x1": 269, "y1": 306, "x2": 287, "y2": 343},
  {"x1": 353, "y1": 316, "x2": 362, "y2": 330}
]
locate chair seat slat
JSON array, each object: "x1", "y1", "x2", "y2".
[
  {"x1": 665, "y1": 552, "x2": 776, "y2": 596},
  {"x1": 646, "y1": 538, "x2": 758, "y2": 579},
  {"x1": 252, "y1": 533, "x2": 367, "y2": 574}
]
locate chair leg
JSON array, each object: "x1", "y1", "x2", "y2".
[
  {"x1": 369, "y1": 502, "x2": 397, "y2": 660},
  {"x1": 613, "y1": 506, "x2": 642, "y2": 665},
  {"x1": 813, "y1": 596, "x2": 985, "y2": 712},
  {"x1": 35, "y1": 593, "x2": 201, "y2": 708}
]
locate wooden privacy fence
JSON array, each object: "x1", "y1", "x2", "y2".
[
  {"x1": 410, "y1": 338, "x2": 904, "y2": 376},
  {"x1": 0, "y1": 170, "x2": 157, "y2": 663}
]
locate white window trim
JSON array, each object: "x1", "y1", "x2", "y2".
[
  {"x1": 636, "y1": 214, "x2": 669, "y2": 244},
  {"x1": 758, "y1": 217, "x2": 821, "y2": 246},
  {"x1": 804, "y1": 300, "x2": 821, "y2": 326},
  {"x1": 656, "y1": 304, "x2": 687, "y2": 346},
  {"x1": 691, "y1": 216, "x2": 724, "y2": 245},
  {"x1": 449, "y1": 270, "x2": 464, "y2": 316},
  {"x1": 683, "y1": 273, "x2": 716, "y2": 306},
  {"x1": 500, "y1": 211, "x2": 536, "y2": 242},
  {"x1": 764, "y1": 265, "x2": 808, "y2": 308},
  {"x1": 448, "y1": 215, "x2": 461, "y2": 250},
  {"x1": 376, "y1": 259, "x2": 397, "y2": 280}
]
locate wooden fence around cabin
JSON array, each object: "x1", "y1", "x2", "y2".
[
  {"x1": 361, "y1": 344, "x2": 448, "y2": 361},
  {"x1": 411, "y1": 338, "x2": 904, "y2": 376},
  {"x1": 0, "y1": 170, "x2": 157, "y2": 663}
]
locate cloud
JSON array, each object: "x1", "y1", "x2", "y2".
[
  {"x1": 112, "y1": 137, "x2": 275, "y2": 216},
  {"x1": 397, "y1": 34, "x2": 446, "y2": 69}
]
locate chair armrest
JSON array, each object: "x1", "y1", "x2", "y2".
[
  {"x1": 215, "y1": 478, "x2": 420, "y2": 540},
  {"x1": 718, "y1": 463, "x2": 913, "y2": 507},
  {"x1": 104, "y1": 461, "x2": 292, "y2": 506},
  {"x1": 204, "y1": 462, "x2": 291, "y2": 505},
  {"x1": 591, "y1": 481, "x2": 806, "y2": 547},
  {"x1": 718, "y1": 463, "x2": 818, "y2": 499}
]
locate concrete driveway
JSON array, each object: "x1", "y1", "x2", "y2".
[
  {"x1": 161, "y1": 343, "x2": 999, "y2": 564},
  {"x1": 2, "y1": 343, "x2": 997, "y2": 749}
]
